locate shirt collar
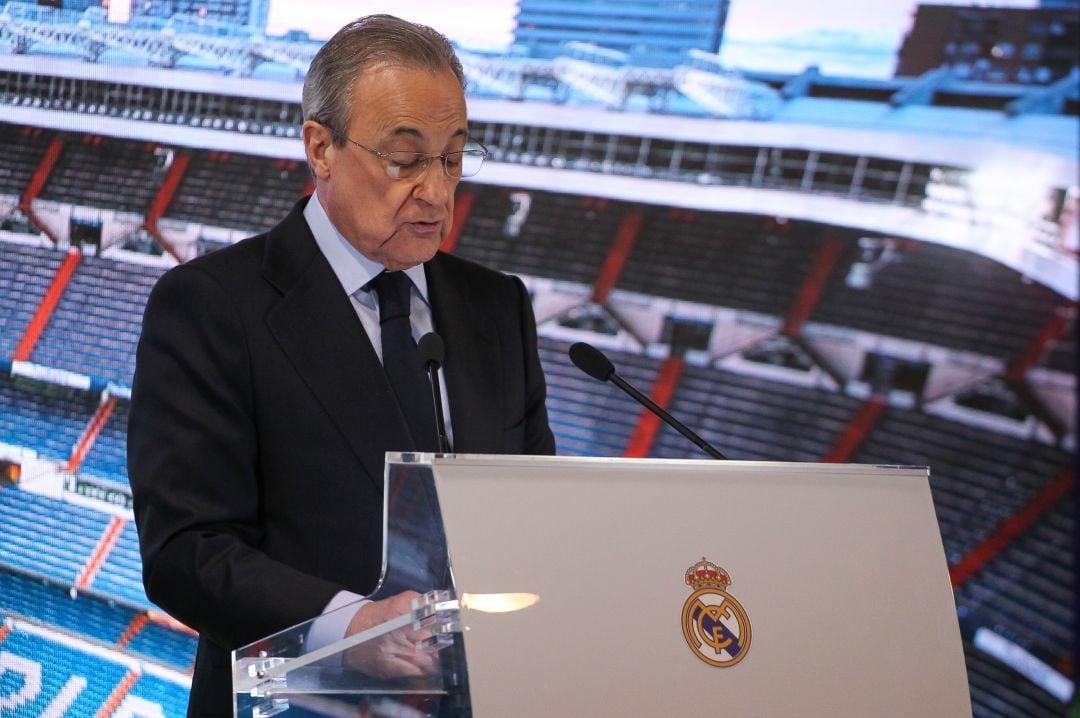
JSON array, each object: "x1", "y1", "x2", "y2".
[{"x1": 304, "y1": 189, "x2": 430, "y2": 302}]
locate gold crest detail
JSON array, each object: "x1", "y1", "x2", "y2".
[{"x1": 681, "y1": 557, "x2": 752, "y2": 668}]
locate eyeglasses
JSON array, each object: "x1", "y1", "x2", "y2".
[{"x1": 335, "y1": 132, "x2": 488, "y2": 180}]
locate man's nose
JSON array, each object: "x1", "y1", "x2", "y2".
[{"x1": 412, "y1": 159, "x2": 455, "y2": 206}]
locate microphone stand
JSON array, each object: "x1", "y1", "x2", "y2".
[
  {"x1": 568, "y1": 341, "x2": 726, "y2": 460},
  {"x1": 608, "y1": 372, "x2": 726, "y2": 460},
  {"x1": 425, "y1": 362, "x2": 451, "y2": 453}
]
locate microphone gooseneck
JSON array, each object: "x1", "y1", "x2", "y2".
[
  {"x1": 418, "y1": 332, "x2": 451, "y2": 453},
  {"x1": 568, "y1": 341, "x2": 727, "y2": 460}
]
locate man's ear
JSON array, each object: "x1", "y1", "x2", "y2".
[{"x1": 302, "y1": 121, "x2": 334, "y2": 180}]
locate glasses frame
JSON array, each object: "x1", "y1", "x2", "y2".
[{"x1": 331, "y1": 128, "x2": 489, "y2": 180}]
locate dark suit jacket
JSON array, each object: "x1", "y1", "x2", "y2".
[{"x1": 127, "y1": 198, "x2": 555, "y2": 716}]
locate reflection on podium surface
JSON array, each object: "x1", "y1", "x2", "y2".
[{"x1": 232, "y1": 454, "x2": 472, "y2": 718}]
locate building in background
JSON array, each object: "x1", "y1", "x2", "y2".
[
  {"x1": 895, "y1": 2, "x2": 1079, "y2": 84},
  {"x1": 513, "y1": 0, "x2": 730, "y2": 67},
  {"x1": 126, "y1": 0, "x2": 270, "y2": 28}
]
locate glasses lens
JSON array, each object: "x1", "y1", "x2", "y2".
[
  {"x1": 384, "y1": 152, "x2": 431, "y2": 180},
  {"x1": 457, "y1": 150, "x2": 486, "y2": 178}
]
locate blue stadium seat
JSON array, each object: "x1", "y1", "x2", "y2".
[
  {"x1": 0, "y1": 487, "x2": 106, "y2": 585},
  {"x1": 0, "y1": 624, "x2": 129, "y2": 716},
  {"x1": 79, "y1": 399, "x2": 132, "y2": 487},
  {"x1": 30, "y1": 256, "x2": 166, "y2": 386},
  {"x1": 0, "y1": 240, "x2": 65, "y2": 360},
  {"x1": 93, "y1": 520, "x2": 153, "y2": 608},
  {"x1": 0, "y1": 620, "x2": 188, "y2": 717},
  {"x1": 1, "y1": 567, "x2": 197, "y2": 675},
  {"x1": 538, "y1": 337, "x2": 660, "y2": 456},
  {"x1": 1, "y1": 569, "x2": 129, "y2": 644}
]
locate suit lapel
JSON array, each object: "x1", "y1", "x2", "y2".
[
  {"x1": 426, "y1": 254, "x2": 502, "y2": 452},
  {"x1": 261, "y1": 201, "x2": 413, "y2": 491}
]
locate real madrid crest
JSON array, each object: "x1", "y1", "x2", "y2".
[{"x1": 681, "y1": 557, "x2": 752, "y2": 667}]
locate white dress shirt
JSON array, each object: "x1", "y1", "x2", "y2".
[{"x1": 302, "y1": 190, "x2": 453, "y2": 650}]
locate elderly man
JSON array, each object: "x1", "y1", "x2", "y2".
[{"x1": 128, "y1": 15, "x2": 555, "y2": 716}]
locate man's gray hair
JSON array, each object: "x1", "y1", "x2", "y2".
[{"x1": 302, "y1": 14, "x2": 465, "y2": 146}]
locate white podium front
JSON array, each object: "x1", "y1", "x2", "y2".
[{"x1": 234, "y1": 455, "x2": 971, "y2": 717}]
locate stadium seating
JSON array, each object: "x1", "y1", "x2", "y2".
[
  {"x1": 538, "y1": 337, "x2": 660, "y2": 456},
  {"x1": 1, "y1": 565, "x2": 196, "y2": 674},
  {"x1": 93, "y1": 520, "x2": 152, "y2": 608},
  {"x1": 125, "y1": 622, "x2": 198, "y2": 675},
  {"x1": 1, "y1": 568, "x2": 129, "y2": 644},
  {"x1": 0, "y1": 239, "x2": 65, "y2": 359},
  {"x1": 126, "y1": 672, "x2": 192, "y2": 718},
  {"x1": 0, "y1": 550, "x2": 195, "y2": 711},
  {"x1": 0, "y1": 123, "x2": 54, "y2": 197},
  {"x1": 650, "y1": 363, "x2": 862, "y2": 461},
  {"x1": 812, "y1": 239, "x2": 1067, "y2": 360},
  {"x1": 30, "y1": 255, "x2": 166, "y2": 386},
  {"x1": 165, "y1": 151, "x2": 309, "y2": 233},
  {"x1": 0, "y1": 486, "x2": 107, "y2": 585},
  {"x1": 964, "y1": 640, "x2": 1068, "y2": 717},
  {"x1": 1038, "y1": 316, "x2": 1076, "y2": 375},
  {"x1": 0, "y1": 372, "x2": 93, "y2": 465},
  {"x1": 38, "y1": 135, "x2": 165, "y2": 214},
  {"x1": 618, "y1": 211, "x2": 830, "y2": 317},
  {"x1": 955, "y1": 496, "x2": 1074, "y2": 670},
  {"x1": 78, "y1": 399, "x2": 132, "y2": 487},
  {"x1": 0, "y1": 623, "x2": 130, "y2": 716},
  {"x1": 0, "y1": 618, "x2": 189, "y2": 717},
  {"x1": 852, "y1": 408, "x2": 1071, "y2": 565},
  {"x1": 454, "y1": 187, "x2": 626, "y2": 286}
]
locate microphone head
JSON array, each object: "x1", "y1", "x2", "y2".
[
  {"x1": 569, "y1": 342, "x2": 615, "y2": 381},
  {"x1": 417, "y1": 332, "x2": 445, "y2": 368}
]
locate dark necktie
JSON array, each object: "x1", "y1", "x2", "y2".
[{"x1": 369, "y1": 270, "x2": 439, "y2": 452}]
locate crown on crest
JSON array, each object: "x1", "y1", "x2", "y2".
[{"x1": 685, "y1": 557, "x2": 731, "y2": 590}]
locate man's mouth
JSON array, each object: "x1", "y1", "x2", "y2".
[{"x1": 407, "y1": 220, "x2": 442, "y2": 235}]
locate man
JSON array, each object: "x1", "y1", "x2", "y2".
[{"x1": 127, "y1": 15, "x2": 555, "y2": 716}]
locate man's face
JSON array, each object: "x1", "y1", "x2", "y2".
[{"x1": 305, "y1": 63, "x2": 467, "y2": 271}]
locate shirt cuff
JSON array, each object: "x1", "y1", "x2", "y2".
[{"x1": 305, "y1": 590, "x2": 369, "y2": 654}]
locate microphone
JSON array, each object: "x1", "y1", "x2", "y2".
[
  {"x1": 418, "y1": 332, "x2": 451, "y2": 453},
  {"x1": 568, "y1": 342, "x2": 726, "y2": 460}
]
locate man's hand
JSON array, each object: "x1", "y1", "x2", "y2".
[{"x1": 343, "y1": 591, "x2": 439, "y2": 679}]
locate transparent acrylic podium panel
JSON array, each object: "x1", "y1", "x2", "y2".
[
  {"x1": 232, "y1": 453, "x2": 471, "y2": 718},
  {"x1": 234, "y1": 454, "x2": 970, "y2": 717}
]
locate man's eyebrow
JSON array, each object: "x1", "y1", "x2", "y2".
[
  {"x1": 388, "y1": 126, "x2": 469, "y2": 142},
  {"x1": 389, "y1": 127, "x2": 425, "y2": 140}
]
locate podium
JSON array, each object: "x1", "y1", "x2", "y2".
[{"x1": 233, "y1": 454, "x2": 972, "y2": 717}]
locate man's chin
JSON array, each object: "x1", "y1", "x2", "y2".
[{"x1": 382, "y1": 237, "x2": 443, "y2": 271}]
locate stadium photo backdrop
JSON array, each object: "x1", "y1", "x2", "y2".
[{"x1": 0, "y1": 0, "x2": 1075, "y2": 716}]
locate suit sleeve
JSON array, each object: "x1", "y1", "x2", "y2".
[
  {"x1": 511, "y1": 275, "x2": 557, "y2": 456},
  {"x1": 127, "y1": 264, "x2": 344, "y2": 650}
]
